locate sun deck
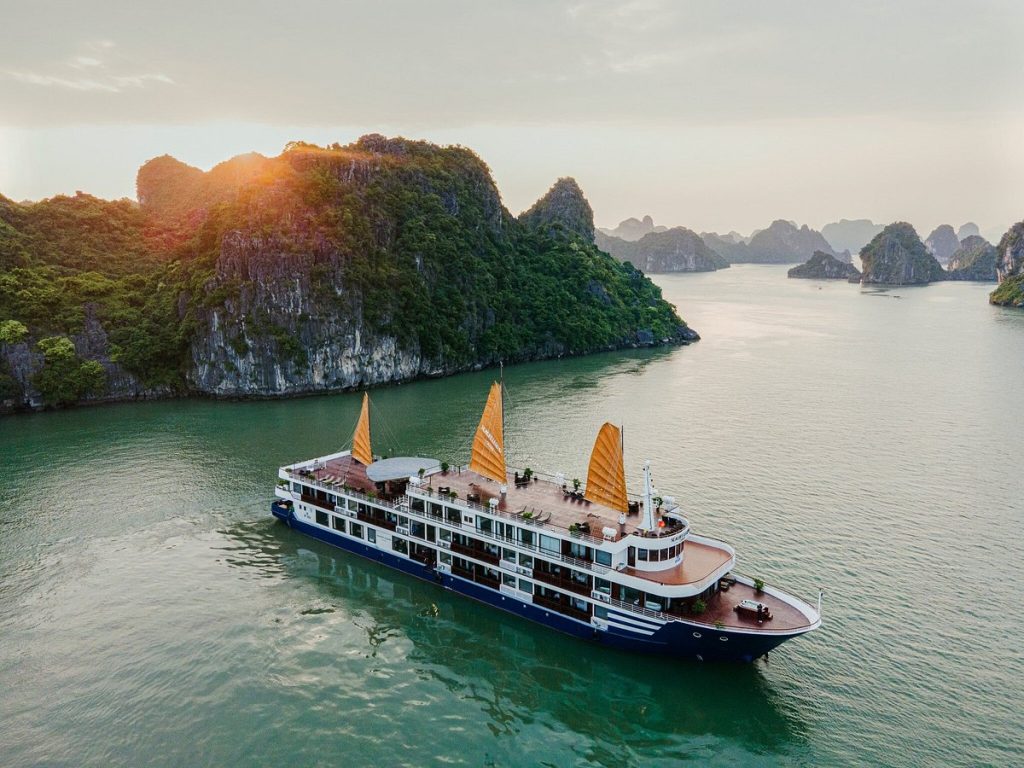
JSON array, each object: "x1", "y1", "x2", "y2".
[
  {"x1": 423, "y1": 466, "x2": 673, "y2": 542},
  {"x1": 699, "y1": 582, "x2": 816, "y2": 633},
  {"x1": 625, "y1": 543, "x2": 732, "y2": 587}
]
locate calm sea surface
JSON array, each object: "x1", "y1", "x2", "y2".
[{"x1": 2, "y1": 265, "x2": 1022, "y2": 767}]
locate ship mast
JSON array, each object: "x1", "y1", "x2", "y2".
[{"x1": 640, "y1": 460, "x2": 656, "y2": 531}]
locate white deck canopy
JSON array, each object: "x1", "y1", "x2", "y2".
[{"x1": 365, "y1": 456, "x2": 440, "y2": 483}]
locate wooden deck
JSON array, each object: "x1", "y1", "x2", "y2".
[
  {"x1": 625, "y1": 543, "x2": 732, "y2": 587},
  {"x1": 424, "y1": 466, "x2": 681, "y2": 542},
  {"x1": 699, "y1": 582, "x2": 814, "y2": 632},
  {"x1": 305, "y1": 455, "x2": 377, "y2": 495}
]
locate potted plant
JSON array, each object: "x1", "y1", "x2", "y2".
[
  {"x1": 692, "y1": 598, "x2": 707, "y2": 615},
  {"x1": 754, "y1": 578, "x2": 765, "y2": 594},
  {"x1": 572, "y1": 478, "x2": 581, "y2": 492},
  {"x1": 653, "y1": 495, "x2": 664, "y2": 508},
  {"x1": 523, "y1": 467, "x2": 533, "y2": 481},
  {"x1": 417, "y1": 467, "x2": 426, "y2": 481},
  {"x1": 568, "y1": 522, "x2": 580, "y2": 535},
  {"x1": 440, "y1": 461, "x2": 450, "y2": 474}
]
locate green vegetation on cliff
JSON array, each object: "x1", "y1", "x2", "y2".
[
  {"x1": 860, "y1": 222, "x2": 945, "y2": 285},
  {"x1": 0, "y1": 135, "x2": 693, "y2": 410}
]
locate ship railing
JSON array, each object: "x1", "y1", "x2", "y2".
[
  {"x1": 287, "y1": 473, "x2": 406, "y2": 513},
  {"x1": 400, "y1": 494, "x2": 613, "y2": 578},
  {"x1": 412, "y1": 485, "x2": 609, "y2": 547}
]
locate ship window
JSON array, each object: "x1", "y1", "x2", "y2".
[
  {"x1": 315, "y1": 510, "x2": 329, "y2": 526},
  {"x1": 502, "y1": 573, "x2": 516, "y2": 587},
  {"x1": 568, "y1": 543, "x2": 590, "y2": 560},
  {"x1": 350, "y1": 523, "x2": 363, "y2": 539},
  {"x1": 518, "y1": 554, "x2": 533, "y2": 568},
  {"x1": 292, "y1": 482, "x2": 302, "y2": 493},
  {"x1": 595, "y1": 550, "x2": 612, "y2": 567},
  {"x1": 367, "y1": 528, "x2": 376, "y2": 544},
  {"x1": 463, "y1": 515, "x2": 473, "y2": 524},
  {"x1": 399, "y1": 515, "x2": 409, "y2": 528},
  {"x1": 621, "y1": 586, "x2": 641, "y2": 605},
  {"x1": 595, "y1": 605, "x2": 609, "y2": 619},
  {"x1": 502, "y1": 548, "x2": 516, "y2": 563},
  {"x1": 571, "y1": 597, "x2": 588, "y2": 612},
  {"x1": 410, "y1": 497, "x2": 425, "y2": 513},
  {"x1": 594, "y1": 578, "x2": 611, "y2": 595},
  {"x1": 476, "y1": 516, "x2": 492, "y2": 534},
  {"x1": 328, "y1": 494, "x2": 337, "y2": 506},
  {"x1": 392, "y1": 537, "x2": 408, "y2": 555},
  {"x1": 638, "y1": 549, "x2": 648, "y2": 561},
  {"x1": 439, "y1": 528, "x2": 452, "y2": 542},
  {"x1": 518, "y1": 579, "x2": 532, "y2": 593},
  {"x1": 540, "y1": 534, "x2": 559, "y2": 554},
  {"x1": 410, "y1": 521, "x2": 425, "y2": 539},
  {"x1": 427, "y1": 525, "x2": 436, "y2": 542},
  {"x1": 332, "y1": 516, "x2": 345, "y2": 532},
  {"x1": 518, "y1": 528, "x2": 534, "y2": 547},
  {"x1": 439, "y1": 552, "x2": 452, "y2": 565}
]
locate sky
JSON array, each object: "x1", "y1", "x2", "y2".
[{"x1": 1, "y1": 0, "x2": 1022, "y2": 237}]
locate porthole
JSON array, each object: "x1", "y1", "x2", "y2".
[
  {"x1": 719, "y1": 636, "x2": 729, "y2": 642},
  {"x1": 692, "y1": 632, "x2": 702, "y2": 639}
]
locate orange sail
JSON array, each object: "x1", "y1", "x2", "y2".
[
  {"x1": 469, "y1": 381, "x2": 506, "y2": 484},
  {"x1": 351, "y1": 392, "x2": 373, "y2": 465},
  {"x1": 584, "y1": 422, "x2": 628, "y2": 514}
]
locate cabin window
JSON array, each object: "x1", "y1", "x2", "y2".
[
  {"x1": 518, "y1": 554, "x2": 533, "y2": 568},
  {"x1": 392, "y1": 537, "x2": 408, "y2": 555},
  {"x1": 638, "y1": 549, "x2": 649, "y2": 561},
  {"x1": 328, "y1": 494, "x2": 337, "y2": 506},
  {"x1": 439, "y1": 552, "x2": 452, "y2": 565},
  {"x1": 568, "y1": 543, "x2": 590, "y2": 560},
  {"x1": 571, "y1": 597, "x2": 588, "y2": 612},
  {"x1": 518, "y1": 579, "x2": 533, "y2": 593},
  {"x1": 539, "y1": 534, "x2": 560, "y2": 554},
  {"x1": 315, "y1": 510, "x2": 329, "y2": 526},
  {"x1": 502, "y1": 548, "x2": 516, "y2": 563},
  {"x1": 367, "y1": 528, "x2": 376, "y2": 544},
  {"x1": 595, "y1": 550, "x2": 612, "y2": 567},
  {"x1": 621, "y1": 586, "x2": 642, "y2": 605},
  {"x1": 476, "y1": 516, "x2": 492, "y2": 534},
  {"x1": 427, "y1": 525, "x2": 436, "y2": 543},
  {"x1": 502, "y1": 573, "x2": 516, "y2": 587},
  {"x1": 399, "y1": 516, "x2": 409, "y2": 528},
  {"x1": 439, "y1": 528, "x2": 452, "y2": 543},
  {"x1": 495, "y1": 522, "x2": 512, "y2": 540},
  {"x1": 463, "y1": 514, "x2": 473, "y2": 525},
  {"x1": 411, "y1": 497, "x2": 425, "y2": 513},
  {"x1": 445, "y1": 507, "x2": 461, "y2": 524},
  {"x1": 292, "y1": 482, "x2": 302, "y2": 493},
  {"x1": 594, "y1": 578, "x2": 611, "y2": 595},
  {"x1": 518, "y1": 528, "x2": 534, "y2": 547},
  {"x1": 346, "y1": 498, "x2": 357, "y2": 511},
  {"x1": 410, "y1": 521, "x2": 426, "y2": 539},
  {"x1": 350, "y1": 523, "x2": 363, "y2": 539},
  {"x1": 594, "y1": 605, "x2": 609, "y2": 619},
  {"x1": 358, "y1": 503, "x2": 369, "y2": 516},
  {"x1": 332, "y1": 516, "x2": 345, "y2": 532}
]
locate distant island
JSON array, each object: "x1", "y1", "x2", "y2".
[
  {"x1": 595, "y1": 226, "x2": 729, "y2": 273},
  {"x1": 0, "y1": 136, "x2": 696, "y2": 414},
  {"x1": 859, "y1": 223, "x2": 946, "y2": 285},
  {"x1": 788, "y1": 251, "x2": 861, "y2": 281}
]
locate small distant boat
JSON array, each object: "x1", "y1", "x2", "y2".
[{"x1": 271, "y1": 384, "x2": 821, "y2": 661}]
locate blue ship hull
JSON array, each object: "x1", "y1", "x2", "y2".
[{"x1": 271, "y1": 501, "x2": 802, "y2": 662}]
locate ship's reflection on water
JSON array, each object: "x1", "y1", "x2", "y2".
[{"x1": 220, "y1": 518, "x2": 810, "y2": 764}]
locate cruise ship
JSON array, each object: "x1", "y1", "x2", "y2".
[{"x1": 271, "y1": 384, "x2": 821, "y2": 661}]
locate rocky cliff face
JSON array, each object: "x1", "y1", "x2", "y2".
[
  {"x1": 860, "y1": 223, "x2": 946, "y2": 285},
  {"x1": 946, "y1": 236, "x2": 997, "y2": 281},
  {"x1": 2, "y1": 137, "x2": 698, "y2": 413},
  {"x1": 990, "y1": 221, "x2": 1024, "y2": 307},
  {"x1": 595, "y1": 227, "x2": 728, "y2": 273},
  {"x1": 518, "y1": 177, "x2": 595, "y2": 241},
  {"x1": 787, "y1": 251, "x2": 861, "y2": 280},
  {"x1": 925, "y1": 225, "x2": 961, "y2": 265}
]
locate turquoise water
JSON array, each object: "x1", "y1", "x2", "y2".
[{"x1": 1, "y1": 265, "x2": 1022, "y2": 766}]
